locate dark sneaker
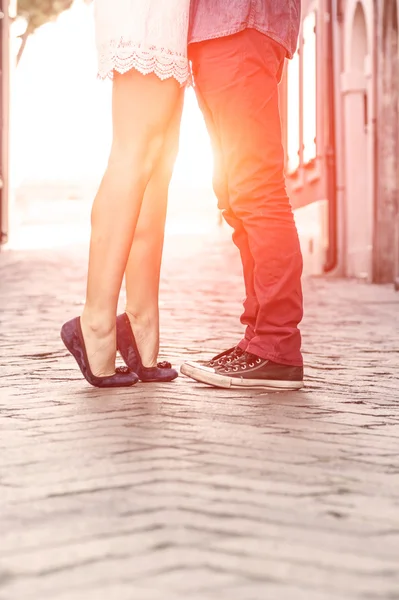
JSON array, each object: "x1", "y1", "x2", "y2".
[
  {"x1": 206, "y1": 346, "x2": 245, "y2": 368},
  {"x1": 181, "y1": 351, "x2": 304, "y2": 391}
]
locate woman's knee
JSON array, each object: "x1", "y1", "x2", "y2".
[{"x1": 108, "y1": 132, "x2": 167, "y2": 181}]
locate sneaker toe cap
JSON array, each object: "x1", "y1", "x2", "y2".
[{"x1": 181, "y1": 361, "x2": 215, "y2": 374}]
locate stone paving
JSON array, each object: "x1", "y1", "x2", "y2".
[{"x1": 1, "y1": 226, "x2": 399, "y2": 600}]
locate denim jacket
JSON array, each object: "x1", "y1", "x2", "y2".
[{"x1": 189, "y1": 0, "x2": 301, "y2": 59}]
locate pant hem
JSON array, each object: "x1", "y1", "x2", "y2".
[
  {"x1": 238, "y1": 339, "x2": 250, "y2": 351},
  {"x1": 246, "y1": 343, "x2": 303, "y2": 367}
]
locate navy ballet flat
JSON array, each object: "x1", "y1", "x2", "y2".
[
  {"x1": 116, "y1": 313, "x2": 178, "y2": 383},
  {"x1": 61, "y1": 317, "x2": 139, "y2": 388}
]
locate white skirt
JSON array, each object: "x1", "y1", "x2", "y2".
[{"x1": 94, "y1": 0, "x2": 190, "y2": 85}]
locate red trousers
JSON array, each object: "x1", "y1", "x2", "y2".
[{"x1": 189, "y1": 29, "x2": 304, "y2": 366}]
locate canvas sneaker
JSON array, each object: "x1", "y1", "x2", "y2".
[{"x1": 181, "y1": 351, "x2": 304, "y2": 391}]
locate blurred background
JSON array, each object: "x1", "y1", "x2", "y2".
[
  {"x1": 0, "y1": 0, "x2": 398, "y2": 287},
  {"x1": 5, "y1": 0, "x2": 217, "y2": 250}
]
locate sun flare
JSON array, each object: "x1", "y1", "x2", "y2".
[{"x1": 11, "y1": 0, "x2": 217, "y2": 248}]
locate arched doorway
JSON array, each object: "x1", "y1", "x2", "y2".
[
  {"x1": 343, "y1": 1, "x2": 374, "y2": 279},
  {"x1": 375, "y1": 0, "x2": 399, "y2": 284}
]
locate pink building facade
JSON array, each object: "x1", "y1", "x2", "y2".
[{"x1": 282, "y1": 0, "x2": 399, "y2": 289}]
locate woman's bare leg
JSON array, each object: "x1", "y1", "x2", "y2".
[
  {"x1": 81, "y1": 71, "x2": 181, "y2": 377},
  {"x1": 123, "y1": 93, "x2": 184, "y2": 367}
]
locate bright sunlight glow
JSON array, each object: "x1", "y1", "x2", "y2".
[{"x1": 10, "y1": 0, "x2": 217, "y2": 248}]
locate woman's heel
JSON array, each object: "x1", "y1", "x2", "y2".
[
  {"x1": 116, "y1": 313, "x2": 178, "y2": 383},
  {"x1": 61, "y1": 317, "x2": 139, "y2": 388}
]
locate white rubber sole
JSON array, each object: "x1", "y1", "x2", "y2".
[{"x1": 180, "y1": 361, "x2": 304, "y2": 391}]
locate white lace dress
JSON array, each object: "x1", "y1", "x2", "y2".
[{"x1": 94, "y1": 0, "x2": 190, "y2": 85}]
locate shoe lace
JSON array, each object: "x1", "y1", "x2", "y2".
[
  {"x1": 219, "y1": 351, "x2": 262, "y2": 373},
  {"x1": 209, "y1": 346, "x2": 244, "y2": 367}
]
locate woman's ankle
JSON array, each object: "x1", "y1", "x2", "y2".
[
  {"x1": 125, "y1": 308, "x2": 159, "y2": 367},
  {"x1": 125, "y1": 308, "x2": 159, "y2": 330},
  {"x1": 82, "y1": 306, "x2": 116, "y2": 338}
]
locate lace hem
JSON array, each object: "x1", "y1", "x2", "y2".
[{"x1": 97, "y1": 40, "x2": 190, "y2": 85}]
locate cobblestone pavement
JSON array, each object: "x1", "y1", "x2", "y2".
[{"x1": 1, "y1": 226, "x2": 399, "y2": 600}]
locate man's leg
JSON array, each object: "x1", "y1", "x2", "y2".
[
  {"x1": 189, "y1": 30, "x2": 303, "y2": 371},
  {"x1": 223, "y1": 209, "x2": 259, "y2": 348},
  {"x1": 193, "y1": 79, "x2": 259, "y2": 349}
]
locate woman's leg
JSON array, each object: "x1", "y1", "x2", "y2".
[
  {"x1": 123, "y1": 93, "x2": 184, "y2": 367},
  {"x1": 81, "y1": 71, "x2": 181, "y2": 377}
]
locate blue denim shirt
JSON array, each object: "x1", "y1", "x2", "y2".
[{"x1": 189, "y1": 0, "x2": 301, "y2": 58}]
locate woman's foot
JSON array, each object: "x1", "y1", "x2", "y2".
[
  {"x1": 117, "y1": 313, "x2": 178, "y2": 382},
  {"x1": 127, "y1": 309, "x2": 163, "y2": 367},
  {"x1": 61, "y1": 317, "x2": 138, "y2": 388},
  {"x1": 80, "y1": 310, "x2": 118, "y2": 377}
]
